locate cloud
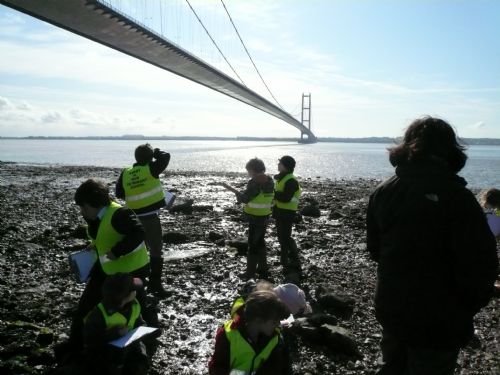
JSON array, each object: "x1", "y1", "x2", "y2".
[
  {"x1": 0, "y1": 96, "x2": 14, "y2": 110},
  {"x1": 41, "y1": 111, "x2": 62, "y2": 123},
  {"x1": 471, "y1": 121, "x2": 485, "y2": 129}
]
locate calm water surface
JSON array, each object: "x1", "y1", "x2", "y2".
[{"x1": 0, "y1": 139, "x2": 498, "y2": 188}]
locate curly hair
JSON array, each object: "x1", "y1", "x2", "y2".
[
  {"x1": 245, "y1": 158, "x2": 266, "y2": 173},
  {"x1": 388, "y1": 116, "x2": 467, "y2": 173},
  {"x1": 480, "y1": 188, "x2": 500, "y2": 209}
]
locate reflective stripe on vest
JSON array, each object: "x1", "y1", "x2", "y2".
[
  {"x1": 244, "y1": 191, "x2": 274, "y2": 216},
  {"x1": 97, "y1": 299, "x2": 141, "y2": 331},
  {"x1": 123, "y1": 165, "x2": 165, "y2": 210},
  {"x1": 275, "y1": 174, "x2": 301, "y2": 211},
  {"x1": 95, "y1": 202, "x2": 149, "y2": 275},
  {"x1": 224, "y1": 319, "x2": 279, "y2": 373}
]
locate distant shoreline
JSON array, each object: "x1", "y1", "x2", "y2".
[{"x1": 1, "y1": 135, "x2": 500, "y2": 146}]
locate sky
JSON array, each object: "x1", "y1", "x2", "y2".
[{"x1": 0, "y1": 0, "x2": 499, "y2": 138}]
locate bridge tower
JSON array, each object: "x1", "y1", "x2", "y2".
[{"x1": 300, "y1": 93, "x2": 312, "y2": 142}]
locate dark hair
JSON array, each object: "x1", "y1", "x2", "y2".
[
  {"x1": 102, "y1": 273, "x2": 140, "y2": 309},
  {"x1": 279, "y1": 155, "x2": 296, "y2": 172},
  {"x1": 244, "y1": 290, "x2": 290, "y2": 323},
  {"x1": 245, "y1": 158, "x2": 266, "y2": 173},
  {"x1": 480, "y1": 188, "x2": 500, "y2": 209},
  {"x1": 388, "y1": 116, "x2": 467, "y2": 173},
  {"x1": 74, "y1": 179, "x2": 110, "y2": 208},
  {"x1": 135, "y1": 143, "x2": 154, "y2": 164}
]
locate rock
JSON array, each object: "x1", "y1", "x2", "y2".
[
  {"x1": 226, "y1": 239, "x2": 248, "y2": 255},
  {"x1": 163, "y1": 231, "x2": 190, "y2": 244},
  {"x1": 27, "y1": 347, "x2": 55, "y2": 366},
  {"x1": 306, "y1": 313, "x2": 339, "y2": 327},
  {"x1": 208, "y1": 231, "x2": 224, "y2": 242},
  {"x1": 36, "y1": 328, "x2": 54, "y2": 347},
  {"x1": 192, "y1": 205, "x2": 213, "y2": 212},
  {"x1": 328, "y1": 210, "x2": 345, "y2": 220},
  {"x1": 316, "y1": 287, "x2": 355, "y2": 319},
  {"x1": 301, "y1": 241, "x2": 314, "y2": 249},
  {"x1": 169, "y1": 199, "x2": 194, "y2": 214},
  {"x1": 291, "y1": 319, "x2": 359, "y2": 357},
  {"x1": 57, "y1": 224, "x2": 72, "y2": 234},
  {"x1": 300, "y1": 205, "x2": 321, "y2": 218},
  {"x1": 72, "y1": 224, "x2": 88, "y2": 239},
  {"x1": 319, "y1": 324, "x2": 360, "y2": 356}
]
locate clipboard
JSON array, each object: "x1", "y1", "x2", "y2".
[
  {"x1": 68, "y1": 248, "x2": 96, "y2": 283},
  {"x1": 165, "y1": 191, "x2": 176, "y2": 209}
]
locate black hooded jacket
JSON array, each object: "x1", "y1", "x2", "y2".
[{"x1": 366, "y1": 160, "x2": 498, "y2": 348}]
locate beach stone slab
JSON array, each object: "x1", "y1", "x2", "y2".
[{"x1": 163, "y1": 231, "x2": 190, "y2": 244}]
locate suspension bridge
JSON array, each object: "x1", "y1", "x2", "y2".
[{"x1": 1, "y1": 0, "x2": 317, "y2": 143}]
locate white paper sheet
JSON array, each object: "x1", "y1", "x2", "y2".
[{"x1": 108, "y1": 326, "x2": 159, "y2": 348}]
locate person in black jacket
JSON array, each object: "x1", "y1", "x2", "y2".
[{"x1": 366, "y1": 116, "x2": 498, "y2": 375}]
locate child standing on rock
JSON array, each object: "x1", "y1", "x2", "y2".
[
  {"x1": 209, "y1": 290, "x2": 291, "y2": 375},
  {"x1": 273, "y1": 156, "x2": 302, "y2": 281},
  {"x1": 221, "y1": 158, "x2": 274, "y2": 280}
]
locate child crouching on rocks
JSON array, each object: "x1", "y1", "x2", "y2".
[
  {"x1": 50, "y1": 274, "x2": 150, "y2": 375},
  {"x1": 231, "y1": 279, "x2": 312, "y2": 320},
  {"x1": 82, "y1": 273, "x2": 150, "y2": 375},
  {"x1": 480, "y1": 188, "x2": 500, "y2": 239},
  {"x1": 209, "y1": 290, "x2": 291, "y2": 375}
]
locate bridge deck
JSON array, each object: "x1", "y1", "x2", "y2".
[{"x1": 1, "y1": 0, "x2": 316, "y2": 142}]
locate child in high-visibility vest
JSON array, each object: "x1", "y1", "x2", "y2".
[
  {"x1": 83, "y1": 273, "x2": 149, "y2": 375},
  {"x1": 209, "y1": 290, "x2": 291, "y2": 375},
  {"x1": 221, "y1": 158, "x2": 275, "y2": 280}
]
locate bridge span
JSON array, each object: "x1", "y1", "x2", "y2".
[{"x1": 1, "y1": 0, "x2": 317, "y2": 142}]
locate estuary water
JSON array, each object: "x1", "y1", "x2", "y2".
[{"x1": 0, "y1": 139, "x2": 498, "y2": 188}]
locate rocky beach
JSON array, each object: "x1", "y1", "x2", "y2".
[{"x1": 0, "y1": 162, "x2": 498, "y2": 375}]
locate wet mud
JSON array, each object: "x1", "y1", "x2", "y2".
[{"x1": 0, "y1": 162, "x2": 498, "y2": 374}]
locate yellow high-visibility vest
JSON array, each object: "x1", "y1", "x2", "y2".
[
  {"x1": 123, "y1": 165, "x2": 165, "y2": 210},
  {"x1": 223, "y1": 319, "x2": 279, "y2": 373},
  {"x1": 95, "y1": 202, "x2": 149, "y2": 275},
  {"x1": 275, "y1": 174, "x2": 301, "y2": 211}
]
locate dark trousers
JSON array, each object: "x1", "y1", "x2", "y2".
[
  {"x1": 69, "y1": 265, "x2": 150, "y2": 348},
  {"x1": 378, "y1": 332, "x2": 459, "y2": 375},
  {"x1": 246, "y1": 218, "x2": 269, "y2": 277},
  {"x1": 138, "y1": 213, "x2": 163, "y2": 259},
  {"x1": 276, "y1": 218, "x2": 300, "y2": 273}
]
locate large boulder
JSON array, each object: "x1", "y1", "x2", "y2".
[
  {"x1": 291, "y1": 318, "x2": 359, "y2": 356},
  {"x1": 319, "y1": 324, "x2": 360, "y2": 356}
]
